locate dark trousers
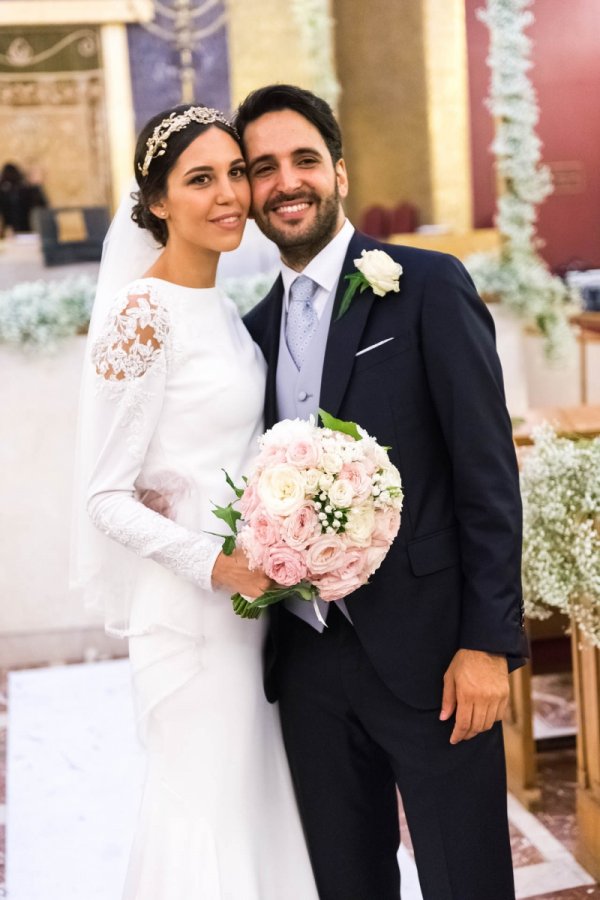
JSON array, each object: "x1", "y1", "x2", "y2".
[{"x1": 276, "y1": 605, "x2": 516, "y2": 900}]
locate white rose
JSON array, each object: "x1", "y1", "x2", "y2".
[
  {"x1": 258, "y1": 464, "x2": 306, "y2": 517},
  {"x1": 261, "y1": 416, "x2": 314, "y2": 449},
  {"x1": 379, "y1": 465, "x2": 402, "y2": 491},
  {"x1": 345, "y1": 504, "x2": 376, "y2": 547},
  {"x1": 303, "y1": 467, "x2": 322, "y2": 495},
  {"x1": 319, "y1": 472, "x2": 334, "y2": 491},
  {"x1": 360, "y1": 435, "x2": 390, "y2": 468},
  {"x1": 321, "y1": 450, "x2": 344, "y2": 474},
  {"x1": 328, "y1": 479, "x2": 355, "y2": 508},
  {"x1": 354, "y1": 249, "x2": 402, "y2": 298}
]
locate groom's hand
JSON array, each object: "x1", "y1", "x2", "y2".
[{"x1": 440, "y1": 649, "x2": 509, "y2": 745}]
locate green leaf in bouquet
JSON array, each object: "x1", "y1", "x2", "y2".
[
  {"x1": 318, "y1": 408, "x2": 362, "y2": 442},
  {"x1": 203, "y1": 529, "x2": 237, "y2": 555},
  {"x1": 211, "y1": 501, "x2": 242, "y2": 534},
  {"x1": 231, "y1": 582, "x2": 318, "y2": 619},
  {"x1": 222, "y1": 468, "x2": 245, "y2": 499},
  {"x1": 232, "y1": 593, "x2": 262, "y2": 619},
  {"x1": 222, "y1": 535, "x2": 236, "y2": 556},
  {"x1": 293, "y1": 583, "x2": 317, "y2": 601}
]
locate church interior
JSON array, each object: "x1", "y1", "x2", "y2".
[{"x1": 1, "y1": 1, "x2": 599, "y2": 897}]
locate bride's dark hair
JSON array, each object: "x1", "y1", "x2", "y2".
[{"x1": 131, "y1": 103, "x2": 240, "y2": 246}]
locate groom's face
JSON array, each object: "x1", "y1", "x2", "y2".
[{"x1": 243, "y1": 109, "x2": 348, "y2": 254}]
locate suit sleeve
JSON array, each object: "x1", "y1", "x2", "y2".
[{"x1": 420, "y1": 254, "x2": 526, "y2": 662}]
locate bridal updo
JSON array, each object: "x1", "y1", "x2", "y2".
[{"x1": 131, "y1": 103, "x2": 241, "y2": 246}]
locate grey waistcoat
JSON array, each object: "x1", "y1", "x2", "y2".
[{"x1": 276, "y1": 289, "x2": 350, "y2": 630}]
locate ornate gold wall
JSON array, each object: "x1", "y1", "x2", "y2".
[
  {"x1": 333, "y1": 0, "x2": 472, "y2": 230},
  {"x1": 225, "y1": 0, "x2": 324, "y2": 106},
  {"x1": 0, "y1": 25, "x2": 111, "y2": 207}
]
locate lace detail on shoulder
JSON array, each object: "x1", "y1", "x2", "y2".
[
  {"x1": 88, "y1": 498, "x2": 221, "y2": 593},
  {"x1": 92, "y1": 283, "x2": 170, "y2": 381}
]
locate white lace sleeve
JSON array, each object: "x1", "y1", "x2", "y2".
[{"x1": 86, "y1": 284, "x2": 222, "y2": 592}]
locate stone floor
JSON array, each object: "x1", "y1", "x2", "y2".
[{"x1": 0, "y1": 660, "x2": 598, "y2": 899}]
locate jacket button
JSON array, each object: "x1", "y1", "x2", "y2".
[{"x1": 298, "y1": 391, "x2": 308, "y2": 401}]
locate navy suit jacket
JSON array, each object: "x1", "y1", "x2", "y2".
[{"x1": 244, "y1": 230, "x2": 528, "y2": 708}]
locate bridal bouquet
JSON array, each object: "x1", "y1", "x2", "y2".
[{"x1": 212, "y1": 411, "x2": 403, "y2": 619}]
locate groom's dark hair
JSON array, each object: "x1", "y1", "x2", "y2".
[{"x1": 234, "y1": 84, "x2": 343, "y2": 164}]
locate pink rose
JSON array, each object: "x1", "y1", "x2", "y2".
[
  {"x1": 249, "y1": 510, "x2": 281, "y2": 547},
  {"x1": 240, "y1": 482, "x2": 260, "y2": 520},
  {"x1": 335, "y1": 548, "x2": 366, "y2": 579},
  {"x1": 257, "y1": 444, "x2": 287, "y2": 467},
  {"x1": 282, "y1": 504, "x2": 320, "y2": 550},
  {"x1": 305, "y1": 534, "x2": 346, "y2": 576},
  {"x1": 286, "y1": 438, "x2": 319, "y2": 469},
  {"x1": 360, "y1": 454, "x2": 377, "y2": 476},
  {"x1": 338, "y1": 461, "x2": 372, "y2": 503},
  {"x1": 264, "y1": 543, "x2": 307, "y2": 587},
  {"x1": 238, "y1": 527, "x2": 267, "y2": 570},
  {"x1": 372, "y1": 508, "x2": 401, "y2": 544},
  {"x1": 362, "y1": 541, "x2": 389, "y2": 578},
  {"x1": 313, "y1": 567, "x2": 364, "y2": 602}
]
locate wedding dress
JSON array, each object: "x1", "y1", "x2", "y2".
[{"x1": 85, "y1": 276, "x2": 318, "y2": 900}]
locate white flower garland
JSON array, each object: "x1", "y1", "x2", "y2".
[
  {"x1": 0, "y1": 274, "x2": 96, "y2": 350},
  {"x1": 0, "y1": 270, "x2": 278, "y2": 350},
  {"x1": 290, "y1": 0, "x2": 340, "y2": 109},
  {"x1": 521, "y1": 425, "x2": 600, "y2": 646},
  {"x1": 465, "y1": 0, "x2": 579, "y2": 357}
]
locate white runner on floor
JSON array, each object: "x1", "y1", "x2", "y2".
[
  {"x1": 7, "y1": 660, "x2": 144, "y2": 900},
  {"x1": 10, "y1": 659, "x2": 593, "y2": 899},
  {"x1": 5, "y1": 658, "x2": 424, "y2": 899}
]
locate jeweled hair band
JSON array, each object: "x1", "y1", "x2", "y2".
[{"x1": 138, "y1": 106, "x2": 239, "y2": 178}]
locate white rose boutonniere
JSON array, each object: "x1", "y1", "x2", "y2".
[{"x1": 337, "y1": 249, "x2": 402, "y2": 320}]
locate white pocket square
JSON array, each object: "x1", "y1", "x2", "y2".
[{"x1": 355, "y1": 337, "x2": 395, "y2": 357}]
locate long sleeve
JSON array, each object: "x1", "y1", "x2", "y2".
[
  {"x1": 420, "y1": 254, "x2": 525, "y2": 658},
  {"x1": 86, "y1": 284, "x2": 222, "y2": 592}
]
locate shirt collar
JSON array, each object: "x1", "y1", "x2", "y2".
[{"x1": 280, "y1": 219, "x2": 355, "y2": 302}]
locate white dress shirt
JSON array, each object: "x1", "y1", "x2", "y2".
[{"x1": 280, "y1": 218, "x2": 355, "y2": 321}]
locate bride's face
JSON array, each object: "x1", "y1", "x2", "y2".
[{"x1": 151, "y1": 127, "x2": 250, "y2": 253}]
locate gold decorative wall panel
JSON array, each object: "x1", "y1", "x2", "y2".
[
  {"x1": 333, "y1": 0, "x2": 432, "y2": 224},
  {"x1": 333, "y1": 0, "x2": 472, "y2": 231},
  {"x1": 423, "y1": 0, "x2": 472, "y2": 231},
  {"x1": 225, "y1": 0, "x2": 321, "y2": 107},
  {"x1": 0, "y1": 25, "x2": 111, "y2": 207}
]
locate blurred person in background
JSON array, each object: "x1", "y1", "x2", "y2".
[{"x1": 0, "y1": 162, "x2": 47, "y2": 237}]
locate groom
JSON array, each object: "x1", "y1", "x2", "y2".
[{"x1": 235, "y1": 84, "x2": 527, "y2": 899}]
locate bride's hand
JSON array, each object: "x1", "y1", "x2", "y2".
[{"x1": 211, "y1": 547, "x2": 273, "y2": 599}]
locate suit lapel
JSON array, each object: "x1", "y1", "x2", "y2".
[
  {"x1": 320, "y1": 231, "x2": 379, "y2": 418},
  {"x1": 260, "y1": 275, "x2": 284, "y2": 428}
]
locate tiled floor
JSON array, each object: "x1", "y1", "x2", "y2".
[{"x1": 1, "y1": 660, "x2": 598, "y2": 900}]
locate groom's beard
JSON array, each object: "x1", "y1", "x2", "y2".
[{"x1": 253, "y1": 184, "x2": 342, "y2": 270}]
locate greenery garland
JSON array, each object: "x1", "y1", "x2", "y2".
[
  {"x1": 465, "y1": 0, "x2": 579, "y2": 357},
  {"x1": 521, "y1": 426, "x2": 600, "y2": 646}
]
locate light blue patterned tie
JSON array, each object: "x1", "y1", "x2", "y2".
[{"x1": 286, "y1": 275, "x2": 319, "y2": 369}]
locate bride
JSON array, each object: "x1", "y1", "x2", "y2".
[{"x1": 72, "y1": 104, "x2": 319, "y2": 899}]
